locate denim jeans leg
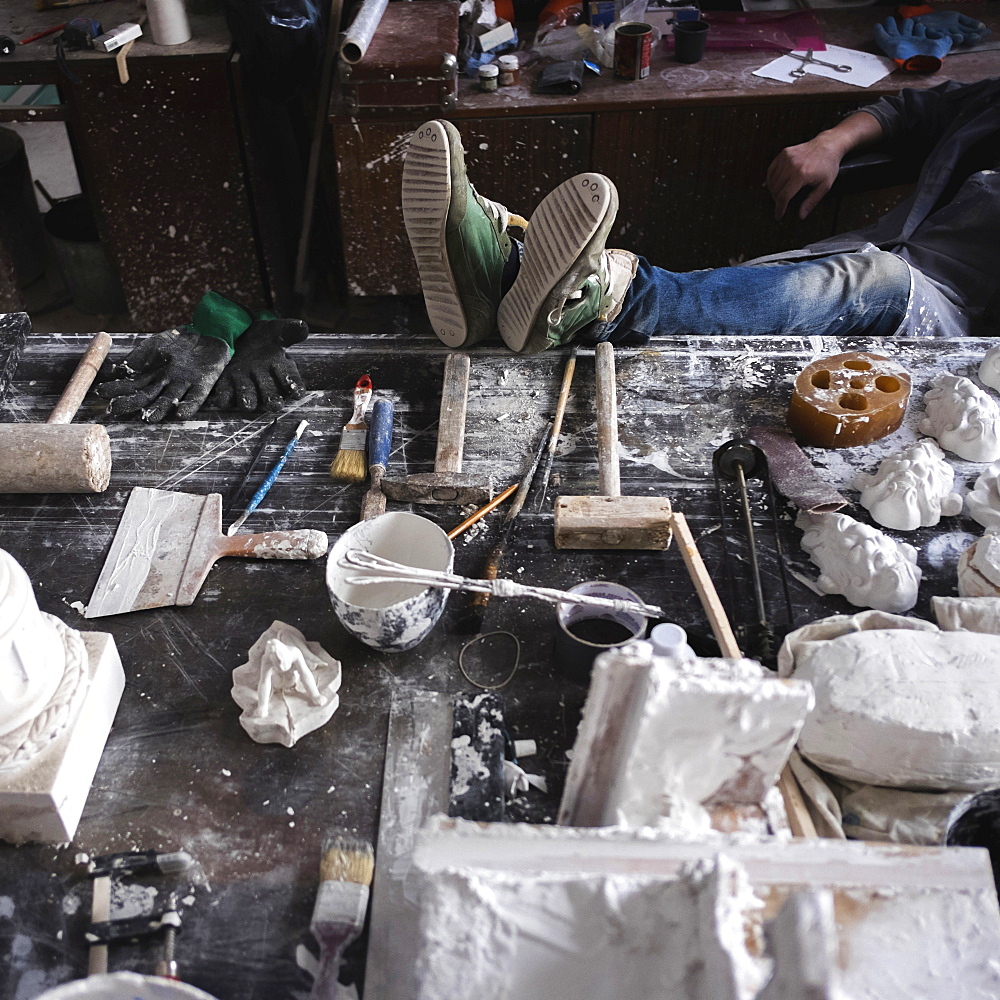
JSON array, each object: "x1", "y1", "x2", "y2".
[{"x1": 582, "y1": 250, "x2": 912, "y2": 345}]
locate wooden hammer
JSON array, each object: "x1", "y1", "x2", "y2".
[{"x1": 0, "y1": 332, "x2": 113, "y2": 493}]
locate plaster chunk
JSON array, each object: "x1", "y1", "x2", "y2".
[
  {"x1": 932, "y1": 596, "x2": 1000, "y2": 634},
  {"x1": 978, "y1": 344, "x2": 1000, "y2": 393},
  {"x1": 796, "y1": 512, "x2": 921, "y2": 614},
  {"x1": 957, "y1": 534, "x2": 1000, "y2": 597},
  {"x1": 231, "y1": 621, "x2": 341, "y2": 747},
  {"x1": 919, "y1": 374, "x2": 1000, "y2": 463},
  {"x1": 783, "y1": 622, "x2": 1000, "y2": 790},
  {"x1": 965, "y1": 462, "x2": 1000, "y2": 530},
  {"x1": 854, "y1": 439, "x2": 961, "y2": 531}
]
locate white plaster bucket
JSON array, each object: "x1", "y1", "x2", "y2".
[
  {"x1": 35, "y1": 972, "x2": 219, "y2": 999},
  {"x1": 326, "y1": 512, "x2": 454, "y2": 652}
]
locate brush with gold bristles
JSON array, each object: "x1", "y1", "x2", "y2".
[
  {"x1": 309, "y1": 833, "x2": 375, "y2": 999},
  {"x1": 329, "y1": 375, "x2": 373, "y2": 483}
]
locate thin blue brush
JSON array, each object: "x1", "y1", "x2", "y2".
[{"x1": 227, "y1": 420, "x2": 309, "y2": 535}]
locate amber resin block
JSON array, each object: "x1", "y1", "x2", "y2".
[{"x1": 787, "y1": 352, "x2": 911, "y2": 449}]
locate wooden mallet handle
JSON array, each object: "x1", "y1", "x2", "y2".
[
  {"x1": 435, "y1": 352, "x2": 470, "y2": 475},
  {"x1": 47, "y1": 332, "x2": 113, "y2": 424}
]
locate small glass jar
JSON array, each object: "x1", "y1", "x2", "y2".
[
  {"x1": 497, "y1": 54, "x2": 520, "y2": 87},
  {"x1": 478, "y1": 63, "x2": 499, "y2": 92}
]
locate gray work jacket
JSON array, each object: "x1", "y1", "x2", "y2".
[{"x1": 752, "y1": 78, "x2": 1000, "y2": 338}]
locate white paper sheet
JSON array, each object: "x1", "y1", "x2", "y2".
[{"x1": 754, "y1": 44, "x2": 896, "y2": 87}]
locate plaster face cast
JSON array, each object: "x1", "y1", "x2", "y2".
[
  {"x1": 919, "y1": 373, "x2": 1000, "y2": 463},
  {"x1": 965, "y1": 463, "x2": 1000, "y2": 530},
  {"x1": 795, "y1": 512, "x2": 921, "y2": 614},
  {"x1": 979, "y1": 344, "x2": 1000, "y2": 393},
  {"x1": 854, "y1": 439, "x2": 962, "y2": 531},
  {"x1": 231, "y1": 621, "x2": 341, "y2": 747}
]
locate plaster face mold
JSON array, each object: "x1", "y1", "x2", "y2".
[
  {"x1": 853, "y1": 439, "x2": 962, "y2": 531},
  {"x1": 957, "y1": 533, "x2": 1000, "y2": 598},
  {"x1": 231, "y1": 620, "x2": 342, "y2": 747},
  {"x1": 965, "y1": 463, "x2": 1000, "y2": 530},
  {"x1": 978, "y1": 344, "x2": 1000, "y2": 393},
  {"x1": 795, "y1": 512, "x2": 921, "y2": 614},
  {"x1": 919, "y1": 373, "x2": 1000, "y2": 463},
  {"x1": 780, "y1": 612, "x2": 1000, "y2": 790}
]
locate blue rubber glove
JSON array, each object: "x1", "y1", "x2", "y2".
[
  {"x1": 874, "y1": 17, "x2": 953, "y2": 71},
  {"x1": 909, "y1": 11, "x2": 990, "y2": 45}
]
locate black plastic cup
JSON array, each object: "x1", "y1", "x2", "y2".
[{"x1": 674, "y1": 19, "x2": 709, "y2": 64}]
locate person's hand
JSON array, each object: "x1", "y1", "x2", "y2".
[
  {"x1": 766, "y1": 133, "x2": 844, "y2": 221},
  {"x1": 205, "y1": 318, "x2": 309, "y2": 412},
  {"x1": 910, "y1": 11, "x2": 990, "y2": 46},
  {"x1": 874, "y1": 17, "x2": 953, "y2": 71},
  {"x1": 96, "y1": 328, "x2": 230, "y2": 422}
]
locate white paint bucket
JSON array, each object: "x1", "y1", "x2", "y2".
[
  {"x1": 35, "y1": 972, "x2": 219, "y2": 999},
  {"x1": 327, "y1": 512, "x2": 454, "y2": 652}
]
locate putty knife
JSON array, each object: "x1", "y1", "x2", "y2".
[{"x1": 85, "y1": 487, "x2": 328, "y2": 618}]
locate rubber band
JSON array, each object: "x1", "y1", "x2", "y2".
[{"x1": 458, "y1": 631, "x2": 521, "y2": 691}]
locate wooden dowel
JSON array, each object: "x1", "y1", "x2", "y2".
[{"x1": 47, "y1": 332, "x2": 112, "y2": 425}]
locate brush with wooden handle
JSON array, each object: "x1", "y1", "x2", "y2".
[{"x1": 310, "y1": 833, "x2": 374, "y2": 1000}]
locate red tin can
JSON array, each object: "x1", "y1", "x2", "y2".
[{"x1": 614, "y1": 21, "x2": 653, "y2": 80}]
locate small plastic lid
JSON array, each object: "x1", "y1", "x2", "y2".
[
  {"x1": 650, "y1": 622, "x2": 688, "y2": 656},
  {"x1": 498, "y1": 54, "x2": 519, "y2": 68},
  {"x1": 479, "y1": 63, "x2": 499, "y2": 77}
]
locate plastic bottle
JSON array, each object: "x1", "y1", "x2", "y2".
[{"x1": 650, "y1": 622, "x2": 696, "y2": 662}]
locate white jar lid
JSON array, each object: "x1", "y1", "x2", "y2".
[
  {"x1": 498, "y1": 54, "x2": 519, "y2": 69},
  {"x1": 479, "y1": 63, "x2": 499, "y2": 77}
]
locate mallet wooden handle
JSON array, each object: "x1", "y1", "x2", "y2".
[
  {"x1": 594, "y1": 341, "x2": 620, "y2": 498},
  {"x1": 47, "y1": 332, "x2": 112, "y2": 424},
  {"x1": 435, "y1": 352, "x2": 470, "y2": 474}
]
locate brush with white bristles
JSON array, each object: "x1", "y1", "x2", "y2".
[
  {"x1": 309, "y1": 833, "x2": 375, "y2": 1000},
  {"x1": 329, "y1": 375, "x2": 373, "y2": 483}
]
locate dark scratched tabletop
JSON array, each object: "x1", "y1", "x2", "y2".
[{"x1": 0, "y1": 329, "x2": 995, "y2": 999}]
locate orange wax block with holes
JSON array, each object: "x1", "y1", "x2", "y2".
[{"x1": 787, "y1": 352, "x2": 911, "y2": 449}]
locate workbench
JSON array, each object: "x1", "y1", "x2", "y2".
[{"x1": 0, "y1": 329, "x2": 995, "y2": 998}]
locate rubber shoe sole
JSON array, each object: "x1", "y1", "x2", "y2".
[
  {"x1": 402, "y1": 120, "x2": 468, "y2": 348},
  {"x1": 498, "y1": 173, "x2": 618, "y2": 354}
]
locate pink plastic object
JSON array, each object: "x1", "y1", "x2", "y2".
[{"x1": 667, "y1": 11, "x2": 826, "y2": 52}]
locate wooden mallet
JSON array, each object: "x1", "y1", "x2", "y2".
[{"x1": 0, "y1": 331, "x2": 113, "y2": 493}]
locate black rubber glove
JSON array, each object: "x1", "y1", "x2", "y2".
[
  {"x1": 205, "y1": 318, "x2": 309, "y2": 412},
  {"x1": 96, "y1": 327, "x2": 231, "y2": 422}
]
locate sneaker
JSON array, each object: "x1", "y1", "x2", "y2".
[
  {"x1": 498, "y1": 173, "x2": 632, "y2": 354},
  {"x1": 402, "y1": 120, "x2": 527, "y2": 348}
]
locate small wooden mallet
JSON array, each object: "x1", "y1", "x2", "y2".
[{"x1": 0, "y1": 331, "x2": 113, "y2": 493}]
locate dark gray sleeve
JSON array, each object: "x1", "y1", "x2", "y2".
[{"x1": 858, "y1": 79, "x2": 991, "y2": 148}]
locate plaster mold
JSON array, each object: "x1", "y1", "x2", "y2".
[
  {"x1": 780, "y1": 615, "x2": 1000, "y2": 790},
  {"x1": 919, "y1": 374, "x2": 1000, "y2": 462},
  {"x1": 957, "y1": 533, "x2": 1000, "y2": 597},
  {"x1": 796, "y1": 512, "x2": 921, "y2": 613},
  {"x1": 757, "y1": 892, "x2": 839, "y2": 1000},
  {"x1": 558, "y1": 642, "x2": 814, "y2": 830},
  {"x1": 965, "y1": 463, "x2": 1000, "y2": 529},
  {"x1": 932, "y1": 595, "x2": 1000, "y2": 634},
  {"x1": 231, "y1": 621, "x2": 341, "y2": 747},
  {"x1": 853, "y1": 439, "x2": 961, "y2": 530},
  {"x1": 978, "y1": 344, "x2": 1000, "y2": 393}
]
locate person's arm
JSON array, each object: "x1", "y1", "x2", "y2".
[{"x1": 767, "y1": 110, "x2": 885, "y2": 221}]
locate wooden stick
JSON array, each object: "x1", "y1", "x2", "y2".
[
  {"x1": 47, "y1": 332, "x2": 112, "y2": 424},
  {"x1": 594, "y1": 341, "x2": 620, "y2": 498},
  {"x1": 778, "y1": 768, "x2": 818, "y2": 839},
  {"x1": 448, "y1": 483, "x2": 517, "y2": 539},
  {"x1": 114, "y1": 38, "x2": 135, "y2": 85}
]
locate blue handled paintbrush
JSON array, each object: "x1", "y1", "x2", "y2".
[{"x1": 227, "y1": 419, "x2": 309, "y2": 535}]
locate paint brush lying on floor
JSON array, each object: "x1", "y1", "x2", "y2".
[
  {"x1": 330, "y1": 375, "x2": 373, "y2": 483},
  {"x1": 310, "y1": 833, "x2": 375, "y2": 1000}
]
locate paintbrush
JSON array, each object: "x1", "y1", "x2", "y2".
[
  {"x1": 310, "y1": 833, "x2": 375, "y2": 1000},
  {"x1": 536, "y1": 344, "x2": 579, "y2": 511},
  {"x1": 227, "y1": 420, "x2": 309, "y2": 535},
  {"x1": 329, "y1": 375, "x2": 373, "y2": 483}
]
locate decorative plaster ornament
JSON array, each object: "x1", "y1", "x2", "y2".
[
  {"x1": 854, "y1": 439, "x2": 961, "y2": 531},
  {"x1": 966, "y1": 463, "x2": 1000, "y2": 530},
  {"x1": 231, "y1": 621, "x2": 341, "y2": 747},
  {"x1": 919, "y1": 374, "x2": 1000, "y2": 463},
  {"x1": 796, "y1": 512, "x2": 921, "y2": 614},
  {"x1": 978, "y1": 345, "x2": 1000, "y2": 393}
]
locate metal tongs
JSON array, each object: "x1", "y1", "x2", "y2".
[
  {"x1": 788, "y1": 49, "x2": 851, "y2": 77},
  {"x1": 338, "y1": 549, "x2": 664, "y2": 618}
]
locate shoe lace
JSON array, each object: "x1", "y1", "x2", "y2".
[{"x1": 546, "y1": 253, "x2": 610, "y2": 327}]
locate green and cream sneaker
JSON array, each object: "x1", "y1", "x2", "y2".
[
  {"x1": 402, "y1": 120, "x2": 527, "y2": 348},
  {"x1": 498, "y1": 173, "x2": 635, "y2": 355}
]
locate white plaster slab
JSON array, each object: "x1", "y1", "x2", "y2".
[
  {"x1": 933, "y1": 595, "x2": 1000, "y2": 634},
  {"x1": 558, "y1": 642, "x2": 814, "y2": 830},
  {"x1": 919, "y1": 373, "x2": 1000, "y2": 463},
  {"x1": 796, "y1": 512, "x2": 921, "y2": 613},
  {"x1": 854, "y1": 439, "x2": 961, "y2": 531},
  {"x1": 0, "y1": 632, "x2": 125, "y2": 844}
]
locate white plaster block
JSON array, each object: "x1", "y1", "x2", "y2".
[
  {"x1": 0, "y1": 632, "x2": 124, "y2": 844},
  {"x1": 932, "y1": 596, "x2": 1000, "y2": 634}
]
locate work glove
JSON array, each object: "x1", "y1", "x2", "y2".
[
  {"x1": 874, "y1": 16, "x2": 952, "y2": 71},
  {"x1": 205, "y1": 317, "x2": 309, "y2": 413},
  {"x1": 96, "y1": 327, "x2": 231, "y2": 422},
  {"x1": 899, "y1": 6, "x2": 991, "y2": 45}
]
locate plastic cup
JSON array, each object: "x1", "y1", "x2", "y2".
[{"x1": 674, "y1": 19, "x2": 709, "y2": 64}]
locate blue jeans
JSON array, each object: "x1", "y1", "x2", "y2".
[{"x1": 579, "y1": 249, "x2": 913, "y2": 346}]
